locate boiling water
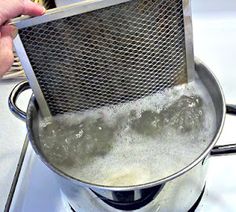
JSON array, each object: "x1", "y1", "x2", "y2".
[{"x1": 39, "y1": 80, "x2": 216, "y2": 186}]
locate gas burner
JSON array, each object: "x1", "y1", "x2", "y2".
[
  {"x1": 68, "y1": 185, "x2": 205, "y2": 212},
  {"x1": 92, "y1": 184, "x2": 165, "y2": 210}
]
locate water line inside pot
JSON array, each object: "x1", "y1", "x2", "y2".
[{"x1": 38, "y1": 79, "x2": 216, "y2": 187}]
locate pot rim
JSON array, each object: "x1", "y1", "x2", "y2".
[{"x1": 26, "y1": 58, "x2": 226, "y2": 191}]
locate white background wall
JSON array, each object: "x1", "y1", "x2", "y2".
[
  {"x1": 55, "y1": 0, "x2": 236, "y2": 12},
  {"x1": 192, "y1": 0, "x2": 236, "y2": 13}
]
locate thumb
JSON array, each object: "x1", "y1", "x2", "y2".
[
  {"x1": 0, "y1": 0, "x2": 46, "y2": 26},
  {"x1": 22, "y1": 0, "x2": 46, "y2": 16}
]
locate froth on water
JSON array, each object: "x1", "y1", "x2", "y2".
[{"x1": 39, "y1": 81, "x2": 216, "y2": 186}]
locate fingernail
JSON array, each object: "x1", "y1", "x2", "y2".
[
  {"x1": 42, "y1": 7, "x2": 47, "y2": 14},
  {"x1": 38, "y1": 4, "x2": 46, "y2": 14},
  {"x1": 10, "y1": 26, "x2": 18, "y2": 39}
]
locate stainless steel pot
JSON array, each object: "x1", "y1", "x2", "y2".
[{"x1": 9, "y1": 60, "x2": 236, "y2": 211}]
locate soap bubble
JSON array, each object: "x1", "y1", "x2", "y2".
[
  {"x1": 130, "y1": 110, "x2": 164, "y2": 137},
  {"x1": 38, "y1": 81, "x2": 216, "y2": 186},
  {"x1": 162, "y1": 95, "x2": 204, "y2": 133}
]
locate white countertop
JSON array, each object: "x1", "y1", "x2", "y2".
[
  {"x1": 191, "y1": 11, "x2": 236, "y2": 211},
  {"x1": 0, "y1": 79, "x2": 31, "y2": 211},
  {"x1": 1, "y1": 3, "x2": 236, "y2": 212}
]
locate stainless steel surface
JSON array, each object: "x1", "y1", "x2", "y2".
[
  {"x1": 56, "y1": 161, "x2": 207, "y2": 211},
  {"x1": 0, "y1": 80, "x2": 29, "y2": 212},
  {"x1": 12, "y1": 0, "x2": 131, "y2": 29},
  {"x1": 14, "y1": 0, "x2": 193, "y2": 116},
  {"x1": 7, "y1": 9, "x2": 236, "y2": 211},
  {"x1": 13, "y1": 35, "x2": 51, "y2": 118},
  {"x1": 183, "y1": 0, "x2": 195, "y2": 81},
  {"x1": 19, "y1": 61, "x2": 225, "y2": 210},
  {"x1": 8, "y1": 81, "x2": 30, "y2": 121}
]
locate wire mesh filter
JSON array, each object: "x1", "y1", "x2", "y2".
[{"x1": 16, "y1": 0, "x2": 191, "y2": 116}]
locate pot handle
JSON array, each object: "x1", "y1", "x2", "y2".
[
  {"x1": 8, "y1": 80, "x2": 30, "y2": 121},
  {"x1": 210, "y1": 104, "x2": 236, "y2": 156},
  {"x1": 226, "y1": 104, "x2": 236, "y2": 115}
]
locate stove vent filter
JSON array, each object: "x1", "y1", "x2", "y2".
[{"x1": 13, "y1": 0, "x2": 194, "y2": 117}]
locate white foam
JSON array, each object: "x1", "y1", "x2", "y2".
[{"x1": 39, "y1": 80, "x2": 216, "y2": 186}]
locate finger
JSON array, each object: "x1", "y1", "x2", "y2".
[
  {"x1": 0, "y1": 25, "x2": 15, "y2": 77},
  {"x1": 0, "y1": 0, "x2": 45, "y2": 26},
  {"x1": 1, "y1": 24, "x2": 18, "y2": 39},
  {"x1": 22, "y1": 0, "x2": 46, "y2": 16}
]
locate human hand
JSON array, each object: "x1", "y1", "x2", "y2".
[{"x1": 0, "y1": 0, "x2": 45, "y2": 77}]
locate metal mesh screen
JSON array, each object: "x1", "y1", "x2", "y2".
[{"x1": 19, "y1": 0, "x2": 187, "y2": 115}]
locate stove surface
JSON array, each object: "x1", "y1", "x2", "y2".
[
  {"x1": 8, "y1": 129, "x2": 236, "y2": 212},
  {"x1": 6, "y1": 5, "x2": 236, "y2": 212}
]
